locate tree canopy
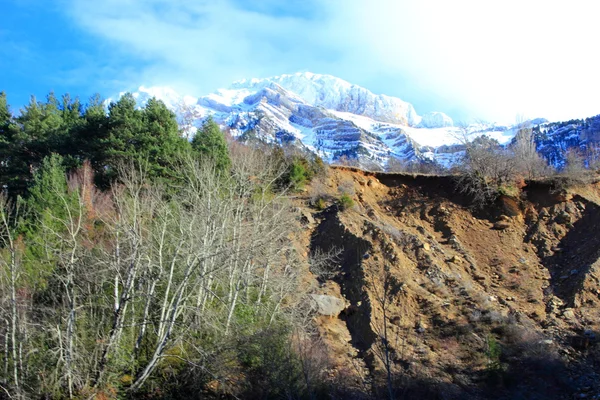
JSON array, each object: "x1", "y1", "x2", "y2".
[{"x1": 0, "y1": 91, "x2": 236, "y2": 197}]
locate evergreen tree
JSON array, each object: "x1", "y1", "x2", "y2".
[
  {"x1": 0, "y1": 93, "x2": 18, "y2": 182},
  {"x1": 191, "y1": 116, "x2": 231, "y2": 172},
  {"x1": 141, "y1": 97, "x2": 190, "y2": 178},
  {"x1": 27, "y1": 154, "x2": 70, "y2": 220},
  {"x1": 72, "y1": 94, "x2": 110, "y2": 186},
  {"x1": 56, "y1": 94, "x2": 85, "y2": 169},
  {"x1": 103, "y1": 92, "x2": 144, "y2": 177},
  {"x1": 21, "y1": 154, "x2": 74, "y2": 284},
  {"x1": 0, "y1": 92, "x2": 29, "y2": 197},
  {"x1": 103, "y1": 94, "x2": 190, "y2": 183}
]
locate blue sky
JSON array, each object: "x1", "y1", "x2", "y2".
[{"x1": 1, "y1": 0, "x2": 599, "y2": 124}]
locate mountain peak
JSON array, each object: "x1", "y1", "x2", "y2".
[{"x1": 231, "y1": 71, "x2": 419, "y2": 126}]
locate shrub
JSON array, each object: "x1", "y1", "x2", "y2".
[
  {"x1": 497, "y1": 183, "x2": 520, "y2": 198},
  {"x1": 338, "y1": 194, "x2": 354, "y2": 211},
  {"x1": 456, "y1": 135, "x2": 519, "y2": 207},
  {"x1": 237, "y1": 326, "x2": 304, "y2": 399},
  {"x1": 276, "y1": 152, "x2": 326, "y2": 192},
  {"x1": 555, "y1": 148, "x2": 596, "y2": 188},
  {"x1": 337, "y1": 178, "x2": 355, "y2": 196},
  {"x1": 314, "y1": 197, "x2": 326, "y2": 210},
  {"x1": 288, "y1": 159, "x2": 309, "y2": 190}
]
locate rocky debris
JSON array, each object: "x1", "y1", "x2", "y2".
[
  {"x1": 539, "y1": 209, "x2": 550, "y2": 219},
  {"x1": 304, "y1": 167, "x2": 600, "y2": 400},
  {"x1": 437, "y1": 205, "x2": 451, "y2": 216},
  {"x1": 562, "y1": 308, "x2": 576, "y2": 320},
  {"x1": 448, "y1": 255, "x2": 463, "y2": 264},
  {"x1": 547, "y1": 296, "x2": 564, "y2": 314},
  {"x1": 493, "y1": 220, "x2": 511, "y2": 230},
  {"x1": 448, "y1": 234, "x2": 461, "y2": 247},
  {"x1": 310, "y1": 294, "x2": 346, "y2": 317},
  {"x1": 556, "y1": 192, "x2": 574, "y2": 202},
  {"x1": 367, "y1": 178, "x2": 381, "y2": 188},
  {"x1": 556, "y1": 210, "x2": 572, "y2": 224},
  {"x1": 300, "y1": 209, "x2": 316, "y2": 225}
]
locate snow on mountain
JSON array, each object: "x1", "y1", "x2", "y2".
[
  {"x1": 132, "y1": 85, "x2": 197, "y2": 109},
  {"x1": 125, "y1": 73, "x2": 555, "y2": 170},
  {"x1": 418, "y1": 111, "x2": 454, "y2": 128},
  {"x1": 231, "y1": 72, "x2": 420, "y2": 126}
]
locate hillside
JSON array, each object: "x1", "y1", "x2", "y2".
[
  {"x1": 297, "y1": 166, "x2": 600, "y2": 399},
  {"x1": 2, "y1": 88, "x2": 600, "y2": 399}
]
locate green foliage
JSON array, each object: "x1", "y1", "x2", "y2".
[
  {"x1": 237, "y1": 326, "x2": 304, "y2": 399},
  {"x1": 338, "y1": 193, "x2": 354, "y2": 211},
  {"x1": 0, "y1": 90, "x2": 192, "y2": 198},
  {"x1": 314, "y1": 197, "x2": 327, "y2": 210},
  {"x1": 277, "y1": 152, "x2": 325, "y2": 191},
  {"x1": 27, "y1": 154, "x2": 70, "y2": 220},
  {"x1": 103, "y1": 94, "x2": 190, "y2": 183},
  {"x1": 0, "y1": 90, "x2": 326, "y2": 399},
  {"x1": 21, "y1": 154, "x2": 75, "y2": 284},
  {"x1": 191, "y1": 116, "x2": 231, "y2": 172},
  {"x1": 497, "y1": 184, "x2": 520, "y2": 198},
  {"x1": 485, "y1": 335, "x2": 505, "y2": 385},
  {"x1": 288, "y1": 159, "x2": 310, "y2": 190},
  {"x1": 0, "y1": 92, "x2": 26, "y2": 195}
]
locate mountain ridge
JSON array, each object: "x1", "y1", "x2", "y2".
[{"x1": 121, "y1": 72, "x2": 598, "y2": 170}]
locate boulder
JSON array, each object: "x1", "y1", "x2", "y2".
[
  {"x1": 562, "y1": 309, "x2": 576, "y2": 320},
  {"x1": 310, "y1": 294, "x2": 346, "y2": 317},
  {"x1": 556, "y1": 211, "x2": 572, "y2": 224},
  {"x1": 448, "y1": 255, "x2": 463, "y2": 264},
  {"x1": 493, "y1": 220, "x2": 511, "y2": 230},
  {"x1": 367, "y1": 179, "x2": 381, "y2": 188},
  {"x1": 299, "y1": 210, "x2": 316, "y2": 225}
]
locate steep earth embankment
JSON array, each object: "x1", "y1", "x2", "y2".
[{"x1": 301, "y1": 167, "x2": 600, "y2": 399}]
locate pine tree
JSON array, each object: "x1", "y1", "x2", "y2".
[
  {"x1": 0, "y1": 92, "x2": 29, "y2": 197},
  {"x1": 141, "y1": 97, "x2": 190, "y2": 179},
  {"x1": 191, "y1": 116, "x2": 231, "y2": 172},
  {"x1": 27, "y1": 154, "x2": 71, "y2": 224},
  {"x1": 56, "y1": 94, "x2": 85, "y2": 170},
  {"x1": 103, "y1": 92, "x2": 144, "y2": 175},
  {"x1": 103, "y1": 94, "x2": 190, "y2": 183}
]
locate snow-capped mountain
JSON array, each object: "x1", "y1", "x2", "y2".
[
  {"x1": 231, "y1": 73, "x2": 422, "y2": 126},
  {"x1": 120, "y1": 72, "x2": 555, "y2": 170}
]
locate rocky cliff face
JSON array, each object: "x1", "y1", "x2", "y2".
[
  {"x1": 126, "y1": 73, "x2": 514, "y2": 170},
  {"x1": 125, "y1": 73, "x2": 600, "y2": 171},
  {"x1": 232, "y1": 72, "x2": 421, "y2": 126},
  {"x1": 297, "y1": 167, "x2": 600, "y2": 399}
]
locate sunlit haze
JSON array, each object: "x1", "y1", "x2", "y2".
[{"x1": 2, "y1": 0, "x2": 599, "y2": 123}]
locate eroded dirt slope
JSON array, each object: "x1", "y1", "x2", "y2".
[{"x1": 301, "y1": 167, "x2": 600, "y2": 399}]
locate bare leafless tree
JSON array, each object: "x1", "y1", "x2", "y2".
[
  {"x1": 0, "y1": 195, "x2": 23, "y2": 398},
  {"x1": 511, "y1": 116, "x2": 548, "y2": 179},
  {"x1": 369, "y1": 265, "x2": 402, "y2": 400}
]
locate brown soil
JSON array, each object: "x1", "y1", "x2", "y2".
[{"x1": 298, "y1": 167, "x2": 600, "y2": 400}]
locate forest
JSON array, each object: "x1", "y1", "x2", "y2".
[{"x1": 0, "y1": 91, "x2": 328, "y2": 399}]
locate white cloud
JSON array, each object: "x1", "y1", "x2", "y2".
[{"x1": 67, "y1": 0, "x2": 600, "y2": 123}]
